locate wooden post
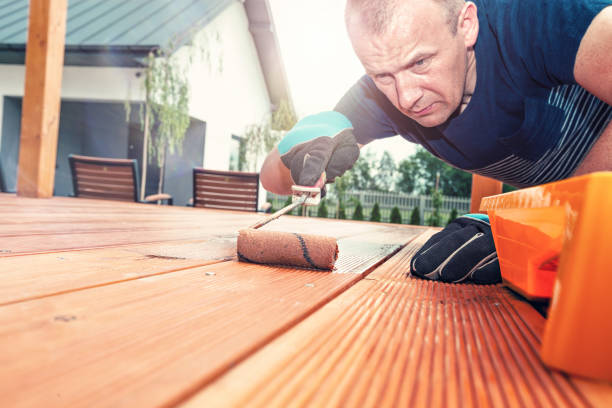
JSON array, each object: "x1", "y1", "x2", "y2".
[
  {"x1": 470, "y1": 174, "x2": 503, "y2": 213},
  {"x1": 17, "y1": 0, "x2": 67, "y2": 198}
]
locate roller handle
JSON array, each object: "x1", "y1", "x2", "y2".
[
  {"x1": 249, "y1": 173, "x2": 326, "y2": 230},
  {"x1": 249, "y1": 195, "x2": 307, "y2": 230}
]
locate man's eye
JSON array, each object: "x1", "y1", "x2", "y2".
[{"x1": 413, "y1": 56, "x2": 431, "y2": 68}]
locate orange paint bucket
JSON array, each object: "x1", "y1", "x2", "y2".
[{"x1": 480, "y1": 172, "x2": 612, "y2": 382}]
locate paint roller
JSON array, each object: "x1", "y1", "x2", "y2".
[{"x1": 237, "y1": 180, "x2": 339, "y2": 270}]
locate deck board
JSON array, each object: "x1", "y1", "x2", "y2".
[
  {"x1": 0, "y1": 242, "x2": 233, "y2": 305},
  {"x1": 0, "y1": 194, "x2": 415, "y2": 255},
  {"x1": 2, "y1": 193, "x2": 610, "y2": 407},
  {"x1": 0, "y1": 249, "x2": 408, "y2": 407},
  {"x1": 188, "y1": 231, "x2": 612, "y2": 408},
  {"x1": 0, "y1": 194, "x2": 417, "y2": 305},
  {"x1": 0, "y1": 194, "x2": 421, "y2": 408}
]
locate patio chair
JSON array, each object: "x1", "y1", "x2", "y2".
[
  {"x1": 68, "y1": 154, "x2": 172, "y2": 205},
  {"x1": 192, "y1": 168, "x2": 259, "y2": 211}
]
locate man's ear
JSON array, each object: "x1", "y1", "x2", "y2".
[{"x1": 458, "y1": 1, "x2": 479, "y2": 48}]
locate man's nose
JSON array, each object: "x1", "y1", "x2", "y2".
[{"x1": 396, "y1": 72, "x2": 423, "y2": 111}]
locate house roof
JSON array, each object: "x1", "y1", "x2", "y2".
[
  {"x1": 0, "y1": 0, "x2": 292, "y2": 106},
  {"x1": 243, "y1": 0, "x2": 292, "y2": 109},
  {"x1": 0, "y1": 0, "x2": 234, "y2": 65}
]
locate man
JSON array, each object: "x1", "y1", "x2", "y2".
[{"x1": 260, "y1": 0, "x2": 612, "y2": 283}]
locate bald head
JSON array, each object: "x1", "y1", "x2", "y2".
[
  {"x1": 344, "y1": 0, "x2": 480, "y2": 128},
  {"x1": 346, "y1": 0, "x2": 466, "y2": 36}
]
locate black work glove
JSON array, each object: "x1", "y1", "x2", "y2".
[
  {"x1": 278, "y1": 111, "x2": 360, "y2": 194},
  {"x1": 410, "y1": 214, "x2": 501, "y2": 284}
]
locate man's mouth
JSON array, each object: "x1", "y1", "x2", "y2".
[{"x1": 412, "y1": 103, "x2": 434, "y2": 116}]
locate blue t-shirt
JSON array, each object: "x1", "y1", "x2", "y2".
[{"x1": 335, "y1": 0, "x2": 611, "y2": 187}]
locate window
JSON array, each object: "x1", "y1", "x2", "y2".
[{"x1": 229, "y1": 134, "x2": 243, "y2": 171}]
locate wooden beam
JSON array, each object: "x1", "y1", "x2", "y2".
[
  {"x1": 17, "y1": 0, "x2": 67, "y2": 198},
  {"x1": 470, "y1": 174, "x2": 503, "y2": 213}
]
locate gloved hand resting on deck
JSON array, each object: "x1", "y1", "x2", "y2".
[
  {"x1": 410, "y1": 214, "x2": 501, "y2": 284},
  {"x1": 278, "y1": 111, "x2": 360, "y2": 196}
]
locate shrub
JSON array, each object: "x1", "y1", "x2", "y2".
[
  {"x1": 317, "y1": 201, "x2": 328, "y2": 218},
  {"x1": 370, "y1": 202, "x2": 381, "y2": 222},
  {"x1": 338, "y1": 202, "x2": 346, "y2": 219},
  {"x1": 503, "y1": 183, "x2": 518, "y2": 193},
  {"x1": 352, "y1": 201, "x2": 364, "y2": 221},
  {"x1": 283, "y1": 196, "x2": 293, "y2": 215},
  {"x1": 410, "y1": 206, "x2": 421, "y2": 225},
  {"x1": 390, "y1": 206, "x2": 402, "y2": 224},
  {"x1": 428, "y1": 190, "x2": 443, "y2": 226},
  {"x1": 447, "y1": 208, "x2": 458, "y2": 225}
]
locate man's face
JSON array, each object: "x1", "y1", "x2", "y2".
[{"x1": 349, "y1": 1, "x2": 471, "y2": 127}]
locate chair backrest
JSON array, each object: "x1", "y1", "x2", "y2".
[
  {"x1": 193, "y1": 168, "x2": 259, "y2": 212},
  {"x1": 69, "y1": 154, "x2": 139, "y2": 202}
]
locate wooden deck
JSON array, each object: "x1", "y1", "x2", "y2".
[{"x1": 1, "y1": 193, "x2": 610, "y2": 407}]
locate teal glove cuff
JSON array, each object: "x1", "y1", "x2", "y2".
[
  {"x1": 462, "y1": 213, "x2": 489, "y2": 223},
  {"x1": 278, "y1": 111, "x2": 353, "y2": 155}
]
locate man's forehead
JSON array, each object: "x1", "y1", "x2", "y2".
[
  {"x1": 349, "y1": 2, "x2": 443, "y2": 53},
  {"x1": 346, "y1": 0, "x2": 448, "y2": 37},
  {"x1": 348, "y1": 2, "x2": 450, "y2": 76},
  {"x1": 357, "y1": 36, "x2": 434, "y2": 76}
]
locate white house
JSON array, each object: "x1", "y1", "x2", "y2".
[{"x1": 0, "y1": 0, "x2": 292, "y2": 206}]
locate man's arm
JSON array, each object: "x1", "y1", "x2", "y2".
[
  {"x1": 259, "y1": 111, "x2": 361, "y2": 195},
  {"x1": 260, "y1": 147, "x2": 294, "y2": 195},
  {"x1": 260, "y1": 143, "x2": 364, "y2": 196},
  {"x1": 574, "y1": 6, "x2": 612, "y2": 105},
  {"x1": 572, "y1": 5, "x2": 612, "y2": 177},
  {"x1": 260, "y1": 75, "x2": 408, "y2": 195}
]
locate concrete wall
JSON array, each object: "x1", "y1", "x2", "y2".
[
  {"x1": 1, "y1": 98, "x2": 135, "y2": 195},
  {"x1": 0, "y1": 64, "x2": 144, "y2": 194},
  {"x1": 0, "y1": 97, "x2": 21, "y2": 190},
  {"x1": 1, "y1": 97, "x2": 206, "y2": 204}
]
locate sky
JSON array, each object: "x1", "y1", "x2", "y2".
[{"x1": 268, "y1": 0, "x2": 416, "y2": 163}]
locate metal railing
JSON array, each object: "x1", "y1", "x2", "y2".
[{"x1": 266, "y1": 190, "x2": 470, "y2": 225}]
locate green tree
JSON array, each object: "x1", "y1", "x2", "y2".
[
  {"x1": 397, "y1": 147, "x2": 471, "y2": 197},
  {"x1": 333, "y1": 173, "x2": 349, "y2": 219},
  {"x1": 428, "y1": 189, "x2": 443, "y2": 226},
  {"x1": 376, "y1": 151, "x2": 396, "y2": 191},
  {"x1": 338, "y1": 202, "x2": 346, "y2": 219},
  {"x1": 283, "y1": 196, "x2": 293, "y2": 215},
  {"x1": 410, "y1": 206, "x2": 421, "y2": 225},
  {"x1": 370, "y1": 202, "x2": 381, "y2": 222},
  {"x1": 270, "y1": 99, "x2": 298, "y2": 131},
  {"x1": 439, "y1": 165, "x2": 472, "y2": 197},
  {"x1": 352, "y1": 201, "x2": 364, "y2": 221},
  {"x1": 242, "y1": 121, "x2": 274, "y2": 172},
  {"x1": 344, "y1": 151, "x2": 375, "y2": 190},
  {"x1": 138, "y1": 50, "x2": 190, "y2": 199},
  {"x1": 242, "y1": 99, "x2": 297, "y2": 171},
  {"x1": 128, "y1": 31, "x2": 223, "y2": 200},
  {"x1": 390, "y1": 206, "x2": 402, "y2": 224},
  {"x1": 317, "y1": 201, "x2": 328, "y2": 218},
  {"x1": 237, "y1": 136, "x2": 248, "y2": 171},
  {"x1": 396, "y1": 158, "x2": 419, "y2": 194},
  {"x1": 447, "y1": 208, "x2": 458, "y2": 225}
]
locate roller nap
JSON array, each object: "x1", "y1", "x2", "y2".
[{"x1": 237, "y1": 229, "x2": 338, "y2": 270}]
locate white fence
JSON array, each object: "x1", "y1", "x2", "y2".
[{"x1": 266, "y1": 190, "x2": 471, "y2": 225}]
